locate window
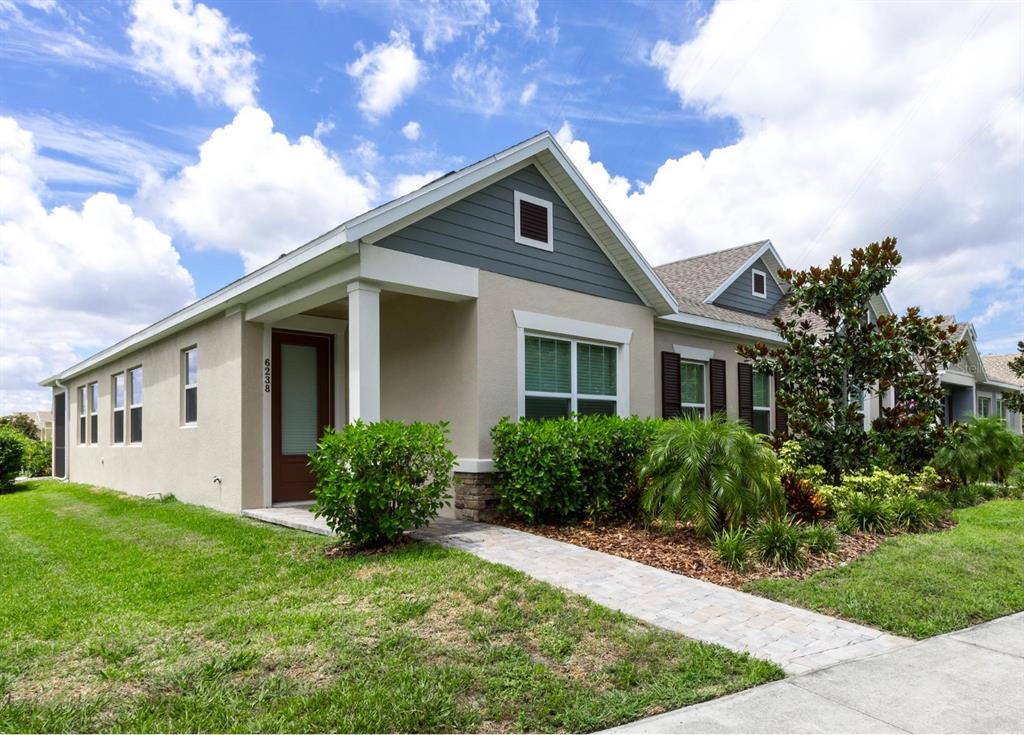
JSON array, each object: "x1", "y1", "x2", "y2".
[
  {"x1": 752, "y1": 269, "x2": 767, "y2": 298},
  {"x1": 514, "y1": 191, "x2": 553, "y2": 251},
  {"x1": 182, "y1": 347, "x2": 198, "y2": 425},
  {"x1": 128, "y1": 367, "x2": 143, "y2": 444},
  {"x1": 752, "y1": 372, "x2": 772, "y2": 434},
  {"x1": 88, "y1": 382, "x2": 98, "y2": 445},
  {"x1": 112, "y1": 373, "x2": 125, "y2": 444},
  {"x1": 977, "y1": 396, "x2": 991, "y2": 418},
  {"x1": 77, "y1": 386, "x2": 86, "y2": 444},
  {"x1": 997, "y1": 398, "x2": 1007, "y2": 423},
  {"x1": 523, "y1": 335, "x2": 617, "y2": 419},
  {"x1": 680, "y1": 361, "x2": 706, "y2": 418}
]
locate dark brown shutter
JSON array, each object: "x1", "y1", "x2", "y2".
[
  {"x1": 661, "y1": 351, "x2": 681, "y2": 418},
  {"x1": 709, "y1": 358, "x2": 727, "y2": 415},
  {"x1": 773, "y1": 373, "x2": 788, "y2": 434},
  {"x1": 519, "y1": 200, "x2": 550, "y2": 243},
  {"x1": 738, "y1": 363, "x2": 754, "y2": 426}
]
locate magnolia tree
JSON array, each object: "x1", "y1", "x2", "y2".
[
  {"x1": 738, "y1": 237, "x2": 964, "y2": 481},
  {"x1": 1002, "y1": 341, "x2": 1024, "y2": 414}
]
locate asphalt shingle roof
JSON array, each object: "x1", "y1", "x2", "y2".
[{"x1": 981, "y1": 354, "x2": 1022, "y2": 387}]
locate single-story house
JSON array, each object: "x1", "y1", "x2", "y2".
[{"x1": 39, "y1": 132, "x2": 1023, "y2": 520}]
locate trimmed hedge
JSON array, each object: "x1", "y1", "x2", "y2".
[
  {"x1": 310, "y1": 420, "x2": 456, "y2": 547},
  {"x1": 490, "y1": 415, "x2": 658, "y2": 524}
]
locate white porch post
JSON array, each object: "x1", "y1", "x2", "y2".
[{"x1": 347, "y1": 281, "x2": 380, "y2": 422}]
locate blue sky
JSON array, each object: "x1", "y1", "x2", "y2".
[{"x1": 1, "y1": 0, "x2": 1021, "y2": 411}]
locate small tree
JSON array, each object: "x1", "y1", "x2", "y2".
[
  {"x1": 738, "y1": 237, "x2": 964, "y2": 481},
  {"x1": 1001, "y1": 341, "x2": 1024, "y2": 414},
  {"x1": 0, "y1": 413, "x2": 39, "y2": 440}
]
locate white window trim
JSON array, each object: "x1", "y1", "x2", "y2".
[
  {"x1": 182, "y1": 346, "x2": 198, "y2": 426},
  {"x1": 753, "y1": 372, "x2": 773, "y2": 432},
  {"x1": 77, "y1": 386, "x2": 87, "y2": 445},
  {"x1": 751, "y1": 268, "x2": 768, "y2": 298},
  {"x1": 112, "y1": 372, "x2": 125, "y2": 445},
  {"x1": 514, "y1": 311, "x2": 630, "y2": 419},
  {"x1": 679, "y1": 359, "x2": 708, "y2": 418},
  {"x1": 977, "y1": 396, "x2": 990, "y2": 418},
  {"x1": 513, "y1": 190, "x2": 554, "y2": 251},
  {"x1": 128, "y1": 366, "x2": 143, "y2": 445},
  {"x1": 87, "y1": 381, "x2": 99, "y2": 445},
  {"x1": 673, "y1": 344, "x2": 715, "y2": 362}
]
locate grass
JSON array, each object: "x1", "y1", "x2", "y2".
[
  {"x1": 746, "y1": 500, "x2": 1024, "y2": 639},
  {"x1": 0, "y1": 481, "x2": 780, "y2": 733}
]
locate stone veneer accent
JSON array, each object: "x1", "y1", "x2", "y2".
[{"x1": 453, "y1": 472, "x2": 500, "y2": 522}]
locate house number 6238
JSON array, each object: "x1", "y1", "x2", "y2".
[{"x1": 264, "y1": 358, "x2": 271, "y2": 392}]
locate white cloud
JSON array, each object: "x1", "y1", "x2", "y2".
[
  {"x1": 401, "y1": 120, "x2": 422, "y2": 140},
  {"x1": 406, "y1": 0, "x2": 496, "y2": 51},
  {"x1": 347, "y1": 29, "x2": 424, "y2": 121},
  {"x1": 554, "y1": 1, "x2": 1023, "y2": 317},
  {"x1": 972, "y1": 299, "x2": 1011, "y2": 328},
  {"x1": 452, "y1": 57, "x2": 504, "y2": 115},
  {"x1": 389, "y1": 170, "x2": 444, "y2": 198},
  {"x1": 0, "y1": 117, "x2": 194, "y2": 412},
  {"x1": 128, "y1": 0, "x2": 258, "y2": 109},
  {"x1": 510, "y1": 0, "x2": 538, "y2": 35},
  {"x1": 313, "y1": 118, "x2": 335, "y2": 139},
  {"x1": 519, "y1": 81, "x2": 537, "y2": 105},
  {"x1": 146, "y1": 106, "x2": 375, "y2": 272}
]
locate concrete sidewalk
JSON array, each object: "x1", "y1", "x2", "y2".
[
  {"x1": 413, "y1": 518, "x2": 911, "y2": 674},
  {"x1": 606, "y1": 612, "x2": 1024, "y2": 734}
]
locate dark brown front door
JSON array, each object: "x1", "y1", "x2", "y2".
[{"x1": 272, "y1": 330, "x2": 334, "y2": 503}]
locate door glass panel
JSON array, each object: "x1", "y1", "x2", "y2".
[{"x1": 281, "y1": 343, "x2": 319, "y2": 455}]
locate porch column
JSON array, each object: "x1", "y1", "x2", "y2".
[{"x1": 347, "y1": 281, "x2": 380, "y2": 422}]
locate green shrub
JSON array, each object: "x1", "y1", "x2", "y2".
[
  {"x1": 752, "y1": 517, "x2": 806, "y2": 570},
  {"x1": 803, "y1": 524, "x2": 839, "y2": 555},
  {"x1": 21, "y1": 439, "x2": 51, "y2": 477},
  {"x1": 712, "y1": 528, "x2": 750, "y2": 571},
  {"x1": 309, "y1": 420, "x2": 456, "y2": 547},
  {"x1": 933, "y1": 417, "x2": 1023, "y2": 485},
  {"x1": 946, "y1": 482, "x2": 980, "y2": 508},
  {"x1": 0, "y1": 427, "x2": 25, "y2": 490},
  {"x1": 886, "y1": 495, "x2": 942, "y2": 531},
  {"x1": 639, "y1": 415, "x2": 783, "y2": 536},
  {"x1": 490, "y1": 415, "x2": 658, "y2": 524},
  {"x1": 840, "y1": 492, "x2": 892, "y2": 533}
]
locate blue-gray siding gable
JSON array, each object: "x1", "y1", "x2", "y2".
[
  {"x1": 375, "y1": 165, "x2": 643, "y2": 305},
  {"x1": 712, "y1": 257, "x2": 784, "y2": 314}
]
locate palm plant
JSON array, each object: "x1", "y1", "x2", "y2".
[
  {"x1": 638, "y1": 415, "x2": 783, "y2": 537},
  {"x1": 933, "y1": 417, "x2": 1023, "y2": 485}
]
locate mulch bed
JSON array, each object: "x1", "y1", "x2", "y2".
[
  {"x1": 499, "y1": 517, "x2": 955, "y2": 589},
  {"x1": 324, "y1": 535, "x2": 415, "y2": 558}
]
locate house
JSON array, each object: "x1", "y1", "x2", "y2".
[{"x1": 39, "y1": 132, "x2": 1022, "y2": 521}]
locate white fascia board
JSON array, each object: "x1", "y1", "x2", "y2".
[
  {"x1": 40, "y1": 235, "x2": 357, "y2": 386},
  {"x1": 979, "y1": 379, "x2": 1022, "y2": 392},
  {"x1": 657, "y1": 312, "x2": 783, "y2": 344},
  {"x1": 703, "y1": 240, "x2": 786, "y2": 305},
  {"x1": 359, "y1": 244, "x2": 478, "y2": 300},
  {"x1": 513, "y1": 310, "x2": 633, "y2": 345}
]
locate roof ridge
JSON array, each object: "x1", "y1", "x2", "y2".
[{"x1": 654, "y1": 239, "x2": 769, "y2": 269}]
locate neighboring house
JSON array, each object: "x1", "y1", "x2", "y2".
[
  {"x1": 934, "y1": 317, "x2": 1023, "y2": 432},
  {"x1": 39, "y1": 132, "x2": 1023, "y2": 521},
  {"x1": 5, "y1": 411, "x2": 53, "y2": 441}
]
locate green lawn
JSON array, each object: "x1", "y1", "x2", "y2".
[
  {"x1": 0, "y1": 481, "x2": 779, "y2": 733},
  {"x1": 747, "y1": 500, "x2": 1024, "y2": 639}
]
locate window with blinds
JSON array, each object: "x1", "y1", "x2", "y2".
[
  {"x1": 752, "y1": 372, "x2": 771, "y2": 434},
  {"x1": 112, "y1": 372, "x2": 125, "y2": 444},
  {"x1": 523, "y1": 335, "x2": 617, "y2": 419},
  {"x1": 88, "y1": 382, "x2": 98, "y2": 445},
  {"x1": 128, "y1": 367, "x2": 143, "y2": 444},
  {"x1": 182, "y1": 347, "x2": 198, "y2": 425},
  {"x1": 680, "y1": 361, "x2": 706, "y2": 418}
]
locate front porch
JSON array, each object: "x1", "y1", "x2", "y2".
[{"x1": 243, "y1": 243, "x2": 483, "y2": 510}]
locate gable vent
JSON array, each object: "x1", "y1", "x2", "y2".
[{"x1": 514, "y1": 191, "x2": 553, "y2": 250}]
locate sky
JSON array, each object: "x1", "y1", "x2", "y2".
[{"x1": 1, "y1": 0, "x2": 1022, "y2": 413}]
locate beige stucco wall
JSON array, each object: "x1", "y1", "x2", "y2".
[
  {"x1": 475, "y1": 270, "x2": 657, "y2": 458},
  {"x1": 63, "y1": 311, "x2": 245, "y2": 512},
  {"x1": 379, "y1": 294, "x2": 479, "y2": 459}
]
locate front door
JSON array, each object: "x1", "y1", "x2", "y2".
[{"x1": 272, "y1": 330, "x2": 334, "y2": 503}]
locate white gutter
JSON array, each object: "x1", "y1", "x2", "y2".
[{"x1": 657, "y1": 312, "x2": 784, "y2": 343}]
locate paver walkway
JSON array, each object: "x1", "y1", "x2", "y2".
[
  {"x1": 412, "y1": 518, "x2": 912, "y2": 674},
  {"x1": 606, "y1": 612, "x2": 1024, "y2": 733}
]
